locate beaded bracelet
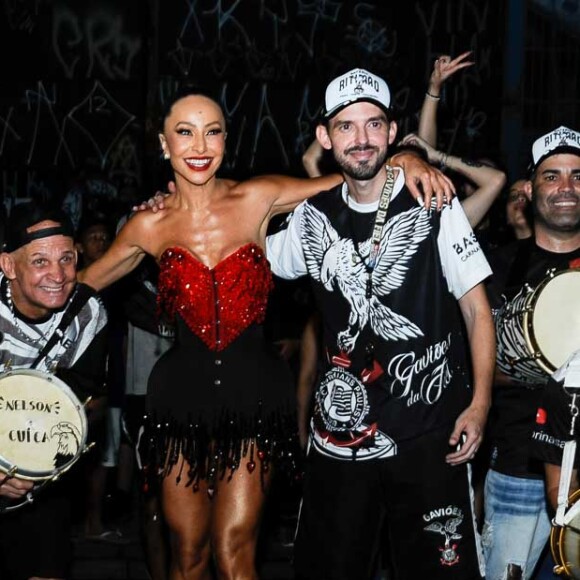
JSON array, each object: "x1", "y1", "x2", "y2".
[{"x1": 425, "y1": 91, "x2": 441, "y2": 100}]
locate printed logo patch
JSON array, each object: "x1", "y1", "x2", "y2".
[
  {"x1": 536, "y1": 407, "x2": 547, "y2": 425},
  {"x1": 423, "y1": 505, "x2": 464, "y2": 567},
  {"x1": 316, "y1": 367, "x2": 368, "y2": 432},
  {"x1": 312, "y1": 367, "x2": 397, "y2": 460}
]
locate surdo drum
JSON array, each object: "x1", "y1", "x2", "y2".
[
  {"x1": 495, "y1": 269, "x2": 580, "y2": 385},
  {"x1": 0, "y1": 369, "x2": 89, "y2": 511}
]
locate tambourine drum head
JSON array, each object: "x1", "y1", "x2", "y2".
[
  {"x1": 531, "y1": 270, "x2": 580, "y2": 373},
  {"x1": 0, "y1": 370, "x2": 87, "y2": 480}
]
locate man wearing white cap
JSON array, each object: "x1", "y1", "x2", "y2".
[
  {"x1": 267, "y1": 68, "x2": 495, "y2": 579},
  {"x1": 483, "y1": 125, "x2": 580, "y2": 579}
]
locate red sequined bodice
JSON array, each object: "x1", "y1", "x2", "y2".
[{"x1": 157, "y1": 243, "x2": 273, "y2": 351}]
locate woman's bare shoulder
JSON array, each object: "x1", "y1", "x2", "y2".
[{"x1": 115, "y1": 206, "x2": 168, "y2": 248}]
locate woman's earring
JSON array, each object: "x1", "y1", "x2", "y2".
[{"x1": 162, "y1": 151, "x2": 170, "y2": 160}]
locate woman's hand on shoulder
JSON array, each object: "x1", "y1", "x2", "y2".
[
  {"x1": 400, "y1": 133, "x2": 438, "y2": 163},
  {"x1": 132, "y1": 181, "x2": 176, "y2": 213},
  {"x1": 389, "y1": 149, "x2": 455, "y2": 211}
]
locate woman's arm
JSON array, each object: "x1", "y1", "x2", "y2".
[
  {"x1": 302, "y1": 140, "x2": 324, "y2": 178},
  {"x1": 252, "y1": 173, "x2": 344, "y2": 216},
  {"x1": 418, "y1": 51, "x2": 474, "y2": 147},
  {"x1": 444, "y1": 157, "x2": 506, "y2": 228},
  {"x1": 401, "y1": 133, "x2": 506, "y2": 228},
  {"x1": 78, "y1": 213, "x2": 149, "y2": 291},
  {"x1": 140, "y1": 151, "x2": 457, "y2": 217},
  {"x1": 389, "y1": 149, "x2": 456, "y2": 210}
]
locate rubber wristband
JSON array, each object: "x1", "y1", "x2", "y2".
[{"x1": 425, "y1": 91, "x2": 441, "y2": 100}]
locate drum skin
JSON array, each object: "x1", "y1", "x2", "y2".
[
  {"x1": 552, "y1": 488, "x2": 580, "y2": 578},
  {"x1": 524, "y1": 269, "x2": 580, "y2": 374},
  {"x1": 0, "y1": 369, "x2": 87, "y2": 480},
  {"x1": 496, "y1": 269, "x2": 580, "y2": 383}
]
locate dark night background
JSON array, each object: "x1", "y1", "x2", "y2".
[{"x1": 1, "y1": 0, "x2": 579, "y2": 229}]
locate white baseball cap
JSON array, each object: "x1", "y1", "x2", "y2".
[
  {"x1": 324, "y1": 68, "x2": 391, "y2": 119},
  {"x1": 530, "y1": 125, "x2": 580, "y2": 172}
]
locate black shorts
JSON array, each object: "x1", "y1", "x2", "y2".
[
  {"x1": 294, "y1": 425, "x2": 485, "y2": 580},
  {"x1": 0, "y1": 479, "x2": 73, "y2": 580}
]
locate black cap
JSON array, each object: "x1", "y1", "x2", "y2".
[{"x1": 1, "y1": 203, "x2": 74, "y2": 253}]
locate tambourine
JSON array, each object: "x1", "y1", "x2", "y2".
[{"x1": 0, "y1": 369, "x2": 90, "y2": 512}]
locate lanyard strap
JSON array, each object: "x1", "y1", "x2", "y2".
[
  {"x1": 347, "y1": 166, "x2": 396, "y2": 299},
  {"x1": 368, "y1": 166, "x2": 395, "y2": 268}
]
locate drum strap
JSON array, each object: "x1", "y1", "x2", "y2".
[
  {"x1": 554, "y1": 352, "x2": 580, "y2": 526},
  {"x1": 31, "y1": 283, "x2": 95, "y2": 369},
  {"x1": 555, "y1": 440, "x2": 577, "y2": 526}
]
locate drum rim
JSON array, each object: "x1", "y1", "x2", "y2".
[
  {"x1": 0, "y1": 368, "x2": 88, "y2": 481},
  {"x1": 551, "y1": 487, "x2": 580, "y2": 577}
]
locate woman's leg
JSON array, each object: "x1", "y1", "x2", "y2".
[
  {"x1": 141, "y1": 491, "x2": 169, "y2": 580},
  {"x1": 161, "y1": 462, "x2": 213, "y2": 580},
  {"x1": 211, "y1": 453, "x2": 273, "y2": 580}
]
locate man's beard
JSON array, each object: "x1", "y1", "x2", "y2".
[{"x1": 333, "y1": 146, "x2": 389, "y2": 180}]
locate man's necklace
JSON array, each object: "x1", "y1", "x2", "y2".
[{"x1": 6, "y1": 282, "x2": 58, "y2": 346}]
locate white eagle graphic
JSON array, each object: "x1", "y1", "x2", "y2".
[
  {"x1": 301, "y1": 203, "x2": 431, "y2": 353},
  {"x1": 424, "y1": 517, "x2": 463, "y2": 543}
]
